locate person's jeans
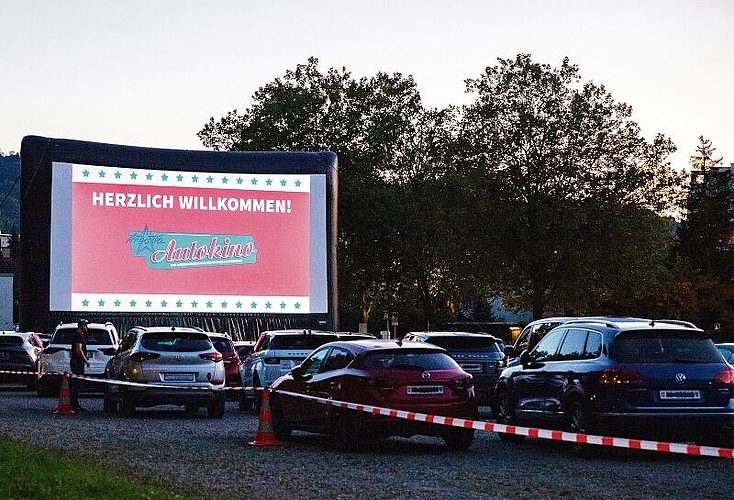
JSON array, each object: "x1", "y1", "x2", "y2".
[{"x1": 69, "y1": 359, "x2": 85, "y2": 409}]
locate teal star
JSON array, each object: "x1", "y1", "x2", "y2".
[
  {"x1": 114, "y1": 300, "x2": 121, "y2": 307},
  {"x1": 206, "y1": 176, "x2": 214, "y2": 183},
  {"x1": 176, "y1": 300, "x2": 183, "y2": 308},
  {"x1": 236, "y1": 177, "x2": 243, "y2": 185},
  {"x1": 98, "y1": 170, "x2": 106, "y2": 178},
  {"x1": 222, "y1": 177, "x2": 229, "y2": 184},
  {"x1": 221, "y1": 301, "x2": 227, "y2": 308},
  {"x1": 114, "y1": 171, "x2": 122, "y2": 179},
  {"x1": 250, "y1": 301, "x2": 257, "y2": 309},
  {"x1": 236, "y1": 301, "x2": 243, "y2": 309},
  {"x1": 130, "y1": 300, "x2": 137, "y2": 307},
  {"x1": 266, "y1": 178, "x2": 273, "y2": 186},
  {"x1": 192, "y1": 175, "x2": 199, "y2": 183},
  {"x1": 82, "y1": 299, "x2": 89, "y2": 307},
  {"x1": 294, "y1": 302, "x2": 301, "y2": 309},
  {"x1": 177, "y1": 174, "x2": 184, "y2": 182},
  {"x1": 280, "y1": 302, "x2": 286, "y2": 309},
  {"x1": 131, "y1": 172, "x2": 138, "y2": 180},
  {"x1": 280, "y1": 179, "x2": 287, "y2": 186},
  {"x1": 295, "y1": 180, "x2": 302, "y2": 187},
  {"x1": 265, "y1": 302, "x2": 272, "y2": 309},
  {"x1": 146, "y1": 173, "x2": 153, "y2": 180},
  {"x1": 251, "y1": 178, "x2": 258, "y2": 185},
  {"x1": 161, "y1": 174, "x2": 168, "y2": 181},
  {"x1": 145, "y1": 300, "x2": 152, "y2": 307},
  {"x1": 191, "y1": 301, "x2": 198, "y2": 308},
  {"x1": 83, "y1": 170, "x2": 90, "y2": 177},
  {"x1": 98, "y1": 299, "x2": 105, "y2": 306},
  {"x1": 161, "y1": 300, "x2": 167, "y2": 307},
  {"x1": 206, "y1": 301, "x2": 213, "y2": 308}
]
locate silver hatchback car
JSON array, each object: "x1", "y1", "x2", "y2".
[{"x1": 103, "y1": 326, "x2": 226, "y2": 418}]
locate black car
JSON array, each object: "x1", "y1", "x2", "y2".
[
  {"x1": 402, "y1": 331, "x2": 505, "y2": 406},
  {"x1": 494, "y1": 318, "x2": 734, "y2": 447}
]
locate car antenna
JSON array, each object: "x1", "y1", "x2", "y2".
[{"x1": 649, "y1": 319, "x2": 656, "y2": 327}]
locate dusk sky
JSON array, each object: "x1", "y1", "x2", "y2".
[{"x1": 2, "y1": 0, "x2": 732, "y2": 170}]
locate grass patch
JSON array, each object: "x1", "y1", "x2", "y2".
[{"x1": 0, "y1": 439, "x2": 194, "y2": 500}]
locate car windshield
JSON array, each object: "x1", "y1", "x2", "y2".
[
  {"x1": 0, "y1": 336, "x2": 23, "y2": 346},
  {"x1": 141, "y1": 332, "x2": 212, "y2": 352},
  {"x1": 211, "y1": 339, "x2": 235, "y2": 354},
  {"x1": 423, "y1": 336, "x2": 502, "y2": 352},
  {"x1": 614, "y1": 330, "x2": 722, "y2": 363},
  {"x1": 52, "y1": 328, "x2": 114, "y2": 346},
  {"x1": 269, "y1": 334, "x2": 337, "y2": 350},
  {"x1": 363, "y1": 351, "x2": 459, "y2": 371}
]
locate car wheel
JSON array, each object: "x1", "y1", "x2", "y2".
[
  {"x1": 185, "y1": 403, "x2": 199, "y2": 414},
  {"x1": 494, "y1": 388, "x2": 525, "y2": 443},
  {"x1": 567, "y1": 397, "x2": 594, "y2": 455},
  {"x1": 331, "y1": 410, "x2": 363, "y2": 451},
  {"x1": 252, "y1": 374, "x2": 263, "y2": 413},
  {"x1": 118, "y1": 388, "x2": 135, "y2": 417},
  {"x1": 271, "y1": 396, "x2": 292, "y2": 441},
  {"x1": 102, "y1": 386, "x2": 117, "y2": 413},
  {"x1": 207, "y1": 399, "x2": 225, "y2": 418},
  {"x1": 443, "y1": 428, "x2": 475, "y2": 451}
]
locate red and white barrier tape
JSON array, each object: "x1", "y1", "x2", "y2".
[{"x1": 274, "y1": 389, "x2": 734, "y2": 459}]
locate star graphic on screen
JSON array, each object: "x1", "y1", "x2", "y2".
[
  {"x1": 236, "y1": 301, "x2": 243, "y2": 309},
  {"x1": 130, "y1": 172, "x2": 138, "y2": 180},
  {"x1": 98, "y1": 170, "x2": 106, "y2": 178},
  {"x1": 222, "y1": 177, "x2": 229, "y2": 184},
  {"x1": 266, "y1": 178, "x2": 273, "y2": 186},
  {"x1": 191, "y1": 301, "x2": 198, "y2": 308},
  {"x1": 221, "y1": 301, "x2": 227, "y2": 308},
  {"x1": 236, "y1": 177, "x2": 244, "y2": 185},
  {"x1": 295, "y1": 180, "x2": 302, "y2": 187},
  {"x1": 280, "y1": 302, "x2": 286, "y2": 309},
  {"x1": 114, "y1": 300, "x2": 121, "y2": 307},
  {"x1": 176, "y1": 300, "x2": 183, "y2": 308},
  {"x1": 145, "y1": 300, "x2": 152, "y2": 307},
  {"x1": 128, "y1": 224, "x2": 157, "y2": 255},
  {"x1": 294, "y1": 302, "x2": 301, "y2": 309},
  {"x1": 176, "y1": 174, "x2": 184, "y2": 182},
  {"x1": 160, "y1": 300, "x2": 167, "y2": 308},
  {"x1": 280, "y1": 179, "x2": 287, "y2": 187},
  {"x1": 192, "y1": 175, "x2": 199, "y2": 183},
  {"x1": 146, "y1": 173, "x2": 153, "y2": 180},
  {"x1": 114, "y1": 171, "x2": 122, "y2": 179},
  {"x1": 251, "y1": 178, "x2": 258, "y2": 185},
  {"x1": 265, "y1": 302, "x2": 272, "y2": 309},
  {"x1": 161, "y1": 174, "x2": 168, "y2": 182},
  {"x1": 130, "y1": 300, "x2": 137, "y2": 307},
  {"x1": 82, "y1": 170, "x2": 90, "y2": 177},
  {"x1": 206, "y1": 301, "x2": 213, "y2": 308},
  {"x1": 206, "y1": 176, "x2": 214, "y2": 183},
  {"x1": 250, "y1": 301, "x2": 257, "y2": 309},
  {"x1": 82, "y1": 299, "x2": 89, "y2": 307},
  {"x1": 98, "y1": 299, "x2": 105, "y2": 307}
]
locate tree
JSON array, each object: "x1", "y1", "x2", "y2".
[{"x1": 456, "y1": 54, "x2": 687, "y2": 318}]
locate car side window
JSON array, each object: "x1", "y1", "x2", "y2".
[
  {"x1": 301, "y1": 348, "x2": 330, "y2": 376},
  {"x1": 515, "y1": 328, "x2": 531, "y2": 353},
  {"x1": 532, "y1": 328, "x2": 566, "y2": 362},
  {"x1": 584, "y1": 331, "x2": 603, "y2": 359},
  {"x1": 120, "y1": 333, "x2": 136, "y2": 352},
  {"x1": 557, "y1": 329, "x2": 588, "y2": 360},
  {"x1": 322, "y1": 348, "x2": 353, "y2": 372}
]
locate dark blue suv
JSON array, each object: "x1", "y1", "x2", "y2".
[{"x1": 493, "y1": 318, "x2": 734, "y2": 447}]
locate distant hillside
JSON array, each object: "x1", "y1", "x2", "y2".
[{"x1": 0, "y1": 154, "x2": 21, "y2": 233}]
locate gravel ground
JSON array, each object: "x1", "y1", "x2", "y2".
[{"x1": 0, "y1": 386, "x2": 731, "y2": 500}]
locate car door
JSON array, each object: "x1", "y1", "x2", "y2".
[
  {"x1": 511, "y1": 328, "x2": 567, "y2": 423},
  {"x1": 279, "y1": 346, "x2": 331, "y2": 431}
]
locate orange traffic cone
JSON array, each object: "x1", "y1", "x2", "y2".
[
  {"x1": 54, "y1": 373, "x2": 75, "y2": 415},
  {"x1": 249, "y1": 388, "x2": 279, "y2": 446}
]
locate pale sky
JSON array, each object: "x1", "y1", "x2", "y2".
[{"x1": 2, "y1": 0, "x2": 732, "y2": 170}]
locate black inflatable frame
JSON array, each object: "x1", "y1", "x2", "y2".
[{"x1": 20, "y1": 136, "x2": 338, "y2": 339}]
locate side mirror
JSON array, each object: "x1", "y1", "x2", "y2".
[
  {"x1": 291, "y1": 365, "x2": 312, "y2": 381},
  {"x1": 503, "y1": 345, "x2": 517, "y2": 357},
  {"x1": 519, "y1": 350, "x2": 533, "y2": 368}
]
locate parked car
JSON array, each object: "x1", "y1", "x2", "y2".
[
  {"x1": 716, "y1": 343, "x2": 734, "y2": 364},
  {"x1": 208, "y1": 332, "x2": 242, "y2": 399},
  {"x1": 269, "y1": 338, "x2": 478, "y2": 450},
  {"x1": 239, "y1": 329, "x2": 373, "y2": 411},
  {"x1": 37, "y1": 321, "x2": 120, "y2": 397},
  {"x1": 0, "y1": 331, "x2": 44, "y2": 388},
  {"x1": 493, "y1": 318, "x2": 734, "y2": 448},
  {"x1": 503, "y1": 317, "x2": 579, "y2": 367},
  {"x1": 402, "y1": 331, "x2": 505, "y2": 406},
  {"x1": 234, "y1": 340, "x2": 256, "y2": 359},
  {"x1": 103, "y1": 326, "x2": 226, "y2": 418}
]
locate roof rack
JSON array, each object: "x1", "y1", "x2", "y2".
[{"x1": 649, "y1": 319, "x2": 698, "y2": 329}]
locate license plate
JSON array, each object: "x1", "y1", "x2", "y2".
[
  {"x1": 407, "y1": 385, "x2": 444, "y2": 395},
  {"x1": 460, "y1": 363, "x2": 482, "y2": 373},
  {"x1": 163, "y1": 373, "x2": 195, "y2": 382},
  {"x1": 660, "y1": 389, "x2": 701, "y2": 400}
]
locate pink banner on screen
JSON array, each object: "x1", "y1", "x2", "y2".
[{"x1": 71, "y1": 181, "x2": 311, "y2": 296}]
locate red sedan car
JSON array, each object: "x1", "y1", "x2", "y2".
[
  {"x1": 270, "y1": 339, "x2": 478, "y2": 450},
  {"x1": 208, "y1": 333, "x2": 242, "y2": 398}
]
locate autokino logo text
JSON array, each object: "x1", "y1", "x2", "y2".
[{"x1": 128, "y1": 226, "x2": 258, "y2": 270}]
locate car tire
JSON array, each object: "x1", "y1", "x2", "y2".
[
  {"x1": 207, "y1": 399, "x2": 225, "y2": 418},
  {"x1": 271, "y1": 396, "x2": 292, "y2": 441},
  {"x1": 567, "y1": 396, "x2": 595, "y2": 455},
  {"x1": 443, "y1": 428, "x2": 475, "y2": 451},
  {"x1": 494, "y1": 387, "x2": 525, "y2": 443},
  {"x1": 102, "y1": 386, "x2": 117, "y2": 413},
  {"x1": 185, "y1": 403, "x2": 199, "y2": 414},
  {"x1": 118, "y1": 388, "x2": 135, "y2": 417}
]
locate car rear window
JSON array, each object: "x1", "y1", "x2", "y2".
[
  {"x1": 0, "y1": 336, "x2": 23, "y2": 346},
  {"x1": 614, "y1": 330, "x2": 722, "y2": 363},
  {"x1": 269, "y1": 334, "x2": 338, "y2": 350},
  {"x1": 141, "y1": 332, "x2": 212, "y2": 352},
  {"x1": 422, "y1": 336, "x2": 502, "y2": 352},
  {"x1": 211, "y1": 339, "x2": 235, "y2": 354},
  {"x1": 52, "y1": 328, "x2": 114, "y2": 346},
  {"x1": 363, "y1": 351, "x2": 460, "y2": 371}
]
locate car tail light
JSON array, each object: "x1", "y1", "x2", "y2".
[
  {"x1": 206, "y1": 372, "x2": 224, "y2": 384},
  {"x1": 448, "y1": 376, "x2": 474, "y2": 391},
  {"x1": 263, "y1": 357, "x2": 280, "y2": 364},
  {"x1": 199, "y1": 352, "x2": 223, "y2": 363},
  {"x1": 714, "y1": 368, "x2": 734, "y2": 385},
  {"x1": 598, "y1": 368, "x2": 644, "y2": 386},
  {"x1": 130, "y1": 352, "x2": 161, "y2": 363}
]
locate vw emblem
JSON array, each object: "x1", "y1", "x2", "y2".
[
  {"x1": 675, "y1": 373, "x2": 686, "y2": 385},
  {"x1": 421, "y1": 371, "x2": 431, "y2": 379}
]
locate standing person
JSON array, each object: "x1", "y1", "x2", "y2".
[{"x1": 69, "y1": 319, "x2": 90, "y2": 412}]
